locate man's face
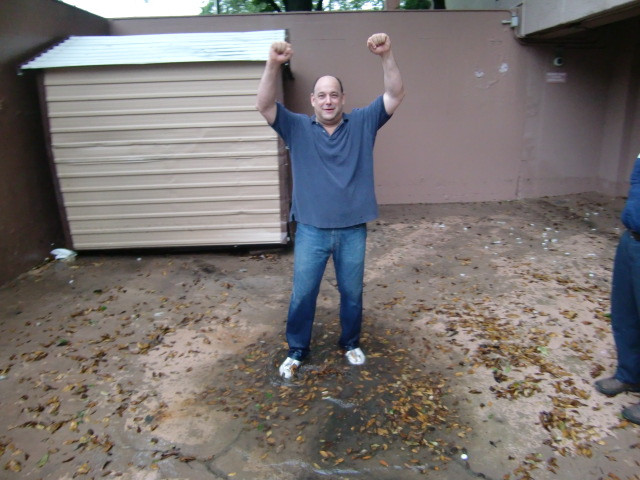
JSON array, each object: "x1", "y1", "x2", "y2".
[{"x1": 311, "y1": 76, "x2": 345, "y2": 126}]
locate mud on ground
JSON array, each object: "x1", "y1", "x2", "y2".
[{"x1": 1, "y1": 193, "x2": 639, "y2": 480}]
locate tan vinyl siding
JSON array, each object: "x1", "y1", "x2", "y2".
[{"x1": 44, "y1": 62, "x2": 287, "y2": 249}]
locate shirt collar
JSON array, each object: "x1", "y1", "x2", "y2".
[{"x1": 311, "y1": 112, "x2": 350, "y2": 126}]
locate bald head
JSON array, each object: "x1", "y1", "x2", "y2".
[{"x1": 312, "y1": 75, "x2": 344, "y2": 95}]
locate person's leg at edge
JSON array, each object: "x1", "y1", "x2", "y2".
[
  {"x1": 612, "y1": 231, "x2": 640, "y2": 424},
  {"x1": 285, "y1": 223, "x2": 331, "y2": 362},
  {"x1": 596, "y1": 231, "x2": 640, "y2": 397},
  {"x1": 611, "y1": 232, "x2": 640, "y2": 385},
  {"x1": 333, "y1": 224, "x2": 367, "y2": 363}
]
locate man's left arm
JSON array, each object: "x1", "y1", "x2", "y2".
[{"x1": 367, "y1": 33, "x2": 405, "y2": 116}]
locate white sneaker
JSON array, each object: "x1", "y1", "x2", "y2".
[
  {"x1": 279, "y1": 357, "x2": 301, "y2": 379},
  {"x1": 345, "y1": 347, "x2": 366, "y2": 365}
]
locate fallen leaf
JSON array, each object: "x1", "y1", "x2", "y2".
[
  {"x1": 4, "y1": 459, "x2": 22, "y2": 472},
  {"x1": 37, "y1": 453, "x2": 49, "y2": 468}
]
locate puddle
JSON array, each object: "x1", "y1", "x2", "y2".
[{"x1": 197, "y1": 318, "x2": 469, "y2": 478}]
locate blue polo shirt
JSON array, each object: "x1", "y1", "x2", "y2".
[
  {"x1": 271, "y1": 95, "x2": 391, "y2": 228},
  {"x1": 622, "y1": 153, "x2": 640, "y2": 232}
]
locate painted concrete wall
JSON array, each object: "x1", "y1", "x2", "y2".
[
  {"x1": 111, "y1": 11, "x2": 640, "y2": 203},
  {"x1": 112, "y1": 11, "x2": 525, "y2": 204},
  {"x1": 596, "y1": 19, "x2": 640, "y2": 195},
  {"x1": 0, "y1": 0, "x2": 109, "y2": 286},
  {"x1": 514, "y1": 17, "x2": 640, "y2": 198}
]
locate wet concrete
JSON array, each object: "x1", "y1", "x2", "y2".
[{"x1": 1, "y1": 193, "x2": 639, "y2": 480}]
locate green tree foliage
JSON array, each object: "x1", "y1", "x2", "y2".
[
  {"x1": 326, "y1": 0, "x2": 384, "y2": 10},
  {"x1": 400, "y1": 0, "x2": 447, "y2": 8},
  {"x1": 400, "y1": 0, "x2": 432, "y2": 8},
  {"x1": 200, "y1": 0, "x2": 385, "y2": 14}
]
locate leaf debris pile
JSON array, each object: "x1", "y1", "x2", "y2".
[
  {"x1": 0, "y1": 279, "x2": 212, "y2": 478},
  {"x1": 201, "y1": 320, "x2": 469, "y2": 473}
]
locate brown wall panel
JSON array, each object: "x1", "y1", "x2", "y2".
[{"x1": 0, "y1": 0, "x2": 109, "y2": 286}]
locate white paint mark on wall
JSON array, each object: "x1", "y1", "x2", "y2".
[{"x1": 546, "y1": 72, "x2": 568, "y2": 83}]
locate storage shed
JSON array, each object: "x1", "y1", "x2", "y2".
[{"x1": 21, "y1": 30, "x2": 290, "y2": 249}]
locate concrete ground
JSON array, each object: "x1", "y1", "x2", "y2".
[{"x1": 1, "y1": 193, "x2": 639, "y2": 480}]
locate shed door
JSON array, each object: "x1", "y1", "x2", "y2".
[{"x1": 44, "y1": 62, "x2": 288, "y2": 249}]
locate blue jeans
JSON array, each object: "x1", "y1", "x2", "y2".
[
  {"x1": 286, "y1": 222, "x2": 367, "y2": 360},
  {"x1": 611, "y1": 230, "x2": 640, "y2": 384}
]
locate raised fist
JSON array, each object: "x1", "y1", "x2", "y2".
[
  {"x1": 367, "y1": 33, "x2": 391, "y2": 56},
  {"x1": 270, "y1": 41, "x2": 293, "y2": 64}
]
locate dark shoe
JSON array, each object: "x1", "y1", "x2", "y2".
[
  {"x1": 622, "y1": 403, "x2": 640, "y2": 425},
  {"x1": 594, "y1": 377, "x2": 640, "y2": 396}
]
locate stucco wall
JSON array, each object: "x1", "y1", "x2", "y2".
[
  {"x1": 112, "y1": 11, "x2": 640, "y2": 203},
  {"x1": 596, "y1": 18, "x2": 640, "y2": 195},
  {"x1": 0, "y1": 0, "x2": 109, "y2": 286},
  {"x1": 112, "y1": 11, "x2": 526, "y2": 204}
]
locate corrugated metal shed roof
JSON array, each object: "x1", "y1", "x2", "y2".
[{"x1": 21, "y1": 30, "x2": 286, "y2": 70}]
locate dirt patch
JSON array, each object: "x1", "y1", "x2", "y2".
[{"x1": 0, "y1": 193, "x2": 639, "y2": 480}]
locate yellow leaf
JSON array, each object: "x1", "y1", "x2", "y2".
[
  {"x1": 380, "y1": 460, "x2": 389, "y2": 467},
  {"x1": 4, "y1": 460, "x2": 22, "y2": 472}
]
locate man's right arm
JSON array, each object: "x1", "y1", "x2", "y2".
[{"x1": 256, "y1": 41, "x2": 293, "y2": 125}]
